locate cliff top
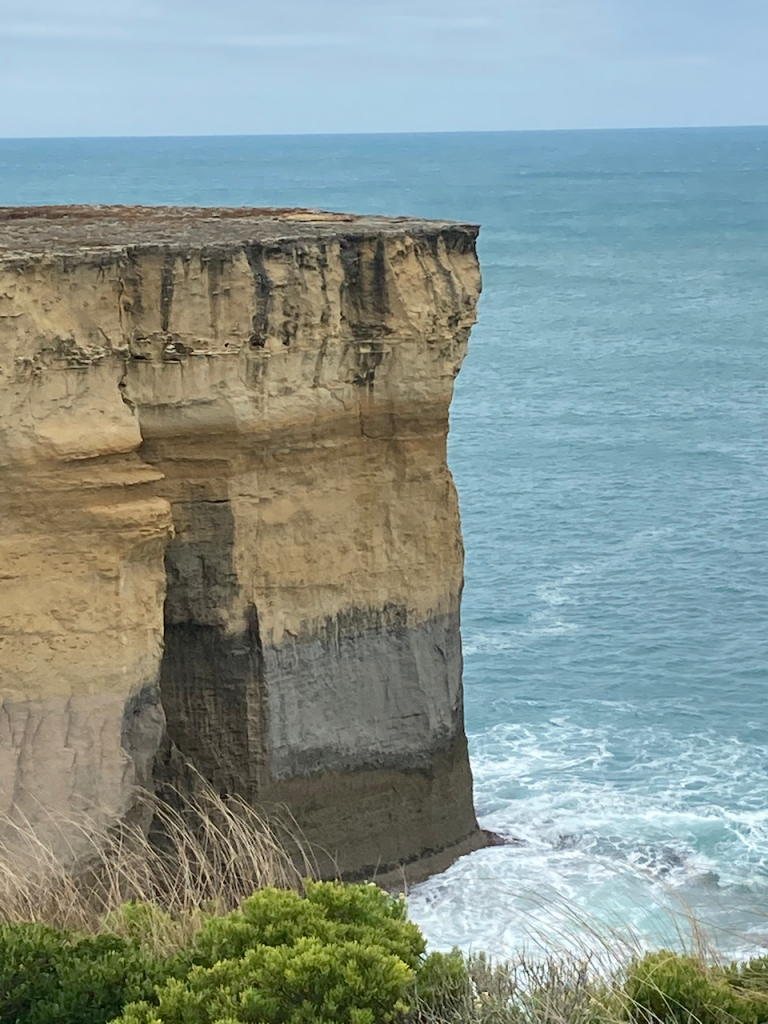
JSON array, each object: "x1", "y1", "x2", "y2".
[{"x1": 0, "y1": 205, "x2": 478, "y2": 254}]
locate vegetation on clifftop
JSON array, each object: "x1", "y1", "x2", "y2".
[
  {"x1": 3, "y1": 793, "x2": 768, "y2": 1024},
  {"x1": 3, "y1": 880, "x2": 768, "y2": 1024}
]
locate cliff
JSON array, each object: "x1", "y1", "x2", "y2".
[{"x1": 0, "y1": 205, "x2": 483, "y2": 879}]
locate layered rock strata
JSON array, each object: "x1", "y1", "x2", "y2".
[{"x1": 0, "y1": 205, "x2": 482, "y2": 877}]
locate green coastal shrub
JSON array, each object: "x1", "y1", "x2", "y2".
[
  {"x1": 0, "y1": 921, "x2": 169, "y2": 1024},
  {"x1": 624, "y1": 951, "x2": 768, "y2": 1024},
  {"x1": 192, "y1": 881, "x2": 426, "y2": 969},
  {"x1": 411, "y1": 949, "x2": 472, "y2": 1020},
  {"x1": 724, "y1": 956, "x2": 768, "y2": 997},
  {"x1": 113, "y1": 882, "x2": 426, "y2": 1024},
  {"x1": 116, "y1": 937, "x2": 413, "y2": 1024},
  {"x1": 25, "y1": 883, "x2": 768, "y2": 1024}
]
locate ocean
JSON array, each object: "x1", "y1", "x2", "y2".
[{"x1": 3, "y1": 127, "x2": 768, "y2": 958}]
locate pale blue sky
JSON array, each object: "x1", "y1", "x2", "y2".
[{"x1": 1, "y1": 0, "x2": 766, "y2": 137}]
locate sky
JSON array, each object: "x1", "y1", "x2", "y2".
[{"x1": 1, "y1": 0, "x2": 767, "y2": 137}]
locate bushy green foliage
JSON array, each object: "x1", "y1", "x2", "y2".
[
  {"x1": 624, "y1": 951, "x2": 768, "y2": 1024},
  {"x1": 117, "y1": 937, "x2": 413, "y2": 1024},
  {"x1": 16, "y1": 883, "x2": 768, "y2": 1024},
  {"x1": 724, "y1": 956, "x2": 768, "y2": 997},
  {"x1": 114, "y1": 882, "x2": 424, "y2": 1024},
  {"x1": 192, "y1": 881, "x2": 426, "y2": 969},
  {"x1": 0, "y1": 921, "x2": 168, "y2": 1024},
  {"x1": 412, "y1": 949, "x2": 472, "y2": 1019}
]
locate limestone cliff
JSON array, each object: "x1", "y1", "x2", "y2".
[{"x1": 0, "y1": 205, "x2": 482, "y2": 878}]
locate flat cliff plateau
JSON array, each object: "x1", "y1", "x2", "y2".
[{"x1": 0, "y1": 205, "x2": 484, "y2": 880}]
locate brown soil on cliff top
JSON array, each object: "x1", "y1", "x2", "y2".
[{"x1": 0, "y1": 204, "x2": 477, "y2": 253}]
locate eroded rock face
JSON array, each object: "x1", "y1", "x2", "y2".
[{"x1": 0, "y1": 206, "x2": 482, "y2": 877}]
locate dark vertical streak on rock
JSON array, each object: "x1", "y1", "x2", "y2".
[
  {"x1": 122, "y1": 249, "x2": 145, "y2": 321},
  {"x1": 203, "y1": 248, "x2": 225, "y2": 342},
  {"x1": 245, "y1": 603, "x2": 269, "y2": 790},
  {"x1": 159, "y1": 250, "x2": 175, "y2": 334},
  {"x1": 156, "y1": 498, "x2": 267, "y2": 797},
  {"x1": 372, "y1": 237, "x2": 389, "y2": 318},
  {"x1": 339, "y1": 235, "x2": 364, "y2": 334},
  {"x1": 340, "y1": 235, "x2": 391, "y2": 390},
  {"x1": 243, "y1": 243, "x2": 272, "y2": 348},
  {"x1": 312, "y1": 243, "x2": 331, "y2": 387},
  {"x1": 424, "y1": 232, "x2": 458, "y2": 305},
  {"x1": 340, "y1": 235, "x2": 392, "y2": 339}
]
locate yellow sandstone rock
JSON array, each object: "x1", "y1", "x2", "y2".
[{"x1": 0, "y1": 205, "x2": 483, "y2": 878}]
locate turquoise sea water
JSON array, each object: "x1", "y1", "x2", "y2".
[{"x1": 3, "y1": 128, "x2": 768, "y2": 957}]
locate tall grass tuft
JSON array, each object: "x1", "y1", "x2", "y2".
[
  {"x1": 0, "y1": 777, "x2": 318, "y2": 950},
  {"x1": 411, "y1": 949, "x2": 625, "y2": 1024}
]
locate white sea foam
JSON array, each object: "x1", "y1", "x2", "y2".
[
  {"x1": 409, "y1": 714, "x2": 768, "y2": 960},
  {"x1": 463, "y1": 619, "x2": 579, "y2": 656}
]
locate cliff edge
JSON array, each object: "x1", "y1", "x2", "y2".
[{"x1": 0, "y1": 205, "x2": 483, "y2": 879}]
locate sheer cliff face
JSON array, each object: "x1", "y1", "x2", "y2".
[{"x1": 0, "y1": 206, "x2": 482, "y2": 876}]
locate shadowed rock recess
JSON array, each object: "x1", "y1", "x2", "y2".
[{"x1": 0, "y1": 205, "x2": 484, "y2": 879}]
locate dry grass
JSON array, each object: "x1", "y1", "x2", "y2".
[
  {"x1": 0, "y1": 778, "x2": 319, "y2": 950},
  {"x1": 411, "y1": 950, "x2": 627, "y2": 1024},
  {"x1": 410, "y1": 947, "x2": 752, "y2": 1024}
]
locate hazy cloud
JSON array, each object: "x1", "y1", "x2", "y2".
[
  {"x1": 210, "y1": 32, "x2": 357, "y2": 48},
  {"x1": 0, "y1": 21, "x2": 127, "y2": 39},
  {"x1": 371, "y1": 15, "x2": 492, "y2": 30}
]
